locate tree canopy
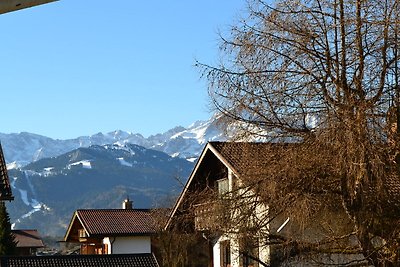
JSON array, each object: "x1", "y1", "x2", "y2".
[{"x1": 198, "y1": 0, "x2": 400, "y2": 265}]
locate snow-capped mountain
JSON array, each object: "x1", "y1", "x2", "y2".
[
  {"x1": 1, "y1": 116, "x2": 226, "y2": 166},
  {"x1": 2, "y1": 116, "x2": 226, "y2": 238},
  {"x1": 7, "y1": 143, "x2": 194, "y2": 237}
]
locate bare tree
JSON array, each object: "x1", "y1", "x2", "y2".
[
  {"x1": 153, "y1": 200, "x2": 210, "y2": 267},
  {"x1": 197, "y1": 0, "x2": 400, "y2": 265}
]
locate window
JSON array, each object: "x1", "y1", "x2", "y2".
[
  {"x1": 78, "y1": 229, "x2": 86, "y2": 238},
  {"x1": 220, "y1": 240, "x2": 231, "y2": 267},
  {"x1": 94, "y1": 246, "x2": 103, "y2": 254},
  {"x1": 240, "y1": 237, "x2": 259, "y2": 267},
  {"x1": 217, "y1": 178, "x2": 229, "y2": 196}
]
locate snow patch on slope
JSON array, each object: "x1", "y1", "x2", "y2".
[
  {"x1": 10, "y1": 173, "x2": 51, "y2": 229},
  {"x1": 117, "y1": 157, "x2": 133, "y2": 167},
  {"x1": 6, "y1": 162, "x2": 20, "y2": 170},
  {"x1": 68, "y1": 160, "x2": 92, "y2": 169}
]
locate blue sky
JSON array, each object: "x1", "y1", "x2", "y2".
[{"x1": 0, "y1": 0, "x2": 246, "y2": 139}]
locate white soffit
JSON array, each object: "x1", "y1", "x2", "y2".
[{"x1": 0, "y1": 0, "x2": 57, "y2": 14}]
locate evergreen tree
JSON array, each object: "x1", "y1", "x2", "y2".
[{"x1": 0, "y1": 202, "x2": 17, "y2": 255}]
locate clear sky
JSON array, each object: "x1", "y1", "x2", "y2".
[{"x1": 0, "y1": 0, "x2": 246, "y2": 139}]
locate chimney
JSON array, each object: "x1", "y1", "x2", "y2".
[{"x1": 122, "y1": 197, "x2": 133, "y2": 210}]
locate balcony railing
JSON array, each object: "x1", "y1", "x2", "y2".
[{"x1": 194, "y1": 201, "x2": 232, "y2": 231}]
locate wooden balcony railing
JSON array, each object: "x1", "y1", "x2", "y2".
[{"x1": 194, "y1": 201, "x2": 231, "y2": 231}]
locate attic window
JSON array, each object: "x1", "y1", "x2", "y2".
[
  {"x1": 78, "y1": 229, "x2": 87, "y2": 238},
  {"x1": 217, "y1": 178, "x2": 229, "y2": 196}
]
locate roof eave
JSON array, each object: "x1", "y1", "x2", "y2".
[
  {"x1": 93, "y1": 232, "x2": 156, "y2": 238},
  {"x1": 63, "y1": 211, "x2": 88, "y2": 242},
  {"x1": 164, "y1": 142, "x2": 240, "y2": 230},
  {"x1": 0, "y1": 196, "x2": 14, "y2": 201},
  {"x1": 0, "y1": 0, "x2": 58, "y2": 15}
]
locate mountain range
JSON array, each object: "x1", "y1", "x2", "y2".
[
  {"x1": 1, "y1": 117, "x2": 226, "y2": 238},
  {"x1": 1, "y1": 116, "x2": 226, "y2": 167}
]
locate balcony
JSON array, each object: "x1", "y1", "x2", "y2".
[{"x1": 194, "y1": 200, "x2": 232, "y2": 231}]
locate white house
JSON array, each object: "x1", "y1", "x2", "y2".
[
  {"x1": 165, "y1": 142, "x2": 272, "y2": 267},
  {"x1": 64, "y1": 199, "x2": 156, "y2": 255},
  {"x1": 165, "y1": 142, "x2": 366, "y2": 267}
]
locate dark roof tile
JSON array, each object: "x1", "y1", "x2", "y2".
[
  {"x1": 0, "y1": 253, "x2": 159, "y2": 267},
  {"x1": 77, "y1": 209, "x2": 156, "y2": 236},
  {"x1": 210, "y1": 141, "x2": 400, "y2": 199},
  {"x1": 210, "y1": 141, "x2": 283, "y2": 176},
  {"x1": 12, "y1": 230, "x2": 44, "y2": 248}
]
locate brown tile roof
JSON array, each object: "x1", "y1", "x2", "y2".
[
  {"x1": 211, "y1": 141, "x2": 400, "y2": 202},
  {"x1": 164, "y1": 141, "x2": 284, "y2": 229},
  {"x1": 77, "y1": 209, "x2": 156, "y2": 236},
  {"x1": 166, "y1": 141, "x2": 400, "y2": 229},
  {"x1": 384, "y1": 174, "x2": 400, "y2": 204},
  {"x1": 0, "y1": 253, "x2": 159, "y2": 267},
  {"x1": 12, "y1": 230, "x2": 44, "y2": 248},
  {"x1": 0, "y1": 143, "x2": 13, "y2": 201},
  {"x1": 209, "y1": 141, "x2": 283, "y2": 176}
]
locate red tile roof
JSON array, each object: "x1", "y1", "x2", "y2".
[
  {"x1": 0, "y1": 253, "x2": 159, "y2": 267},
  {"x1": 12, "y1": 230, "x2": 44, "y2": 248},
  {"x1": 77, "y1": 209, "x2": 156, "y2": 236}
]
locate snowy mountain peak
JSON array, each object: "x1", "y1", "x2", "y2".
[{"x1": 1, "y1": 116, "x2": 226, "y2": 166}]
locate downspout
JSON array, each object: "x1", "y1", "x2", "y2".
[
  {"x1": 110, "y1": 237, "x2": 116, "y2": 254},
  {"x1": 202, "y1": 233, "x2": 213, "y2": 267}
]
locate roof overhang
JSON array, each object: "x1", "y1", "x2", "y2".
[
  {"x1": 64, "y1": 211, "x2": 88, "y2": 242},
  {"x1": 164, "y1": 142, "x2": 239, "y2": 230},
  {"x1": 0, "y1": 0, "x2": 57, "y2": 14}
]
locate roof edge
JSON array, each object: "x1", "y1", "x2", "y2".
[
  {"x1": 63, "y1": 211, "x2": 80, "y2": 242},
  {"x1": 164, "y1": 142, "x2": 238, "y2": 230}
]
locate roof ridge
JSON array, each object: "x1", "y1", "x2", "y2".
[
  {"x1": 3, "y1": 253, "x2": 154, "y2": 259},
  {"x1": 12, "y1": 229, "x2": 39, "y2": 231},
  {"x1": 77, "y1": 208, "x2": 151, "y2": 211}
]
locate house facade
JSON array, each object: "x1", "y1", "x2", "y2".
[
  {"x1": 166, "y1": 142, "x2": 366, "y2": 267},
  {"x1": 166, "y1": 142, "x2": 273, "y2": 267},
  {"x1": 64, "y1": 199, "x2": 156, "y2": 255}
]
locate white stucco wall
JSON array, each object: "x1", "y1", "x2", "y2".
[
  {"x1": 230, "y1": 236, "x2": 240, "y2": 267},
  {"x1": 211, "y1": 169, "x2": 271, "y2": 266},
  {"x1": 213, "y1": 235, "x2": 241, "y2": 267},
  {"x1": 213, "y1": 238, "x2": 221, "y2": 267},
  {"x1": 103, "y1": 236, "x2": 151, "y2": 254}
]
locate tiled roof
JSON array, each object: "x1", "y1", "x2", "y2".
[
  {"x1": 164, "y1": 141, "x2": 287, "y2": 229},
  {"x1": 0, "y1": 253, "x2": 159, "y2": 267},
  {"x1": 209, "y1": 141, "x2": 284, "y2": 176},
  {"x1": 384, "y1": 174, "x2": 400, "y2": 203},
  {"x1": 0, "y1": 143, "x2": 13, "y2": 201},
  {"x1": 12, "y1": 230, "x2": 44, "y2": 248},
  {"x1": 210, "y1": 141, "x2": 400, "y2": 200},
  {"x1": 77, "y1": 209, "x2": 156, "y2": 236}
]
